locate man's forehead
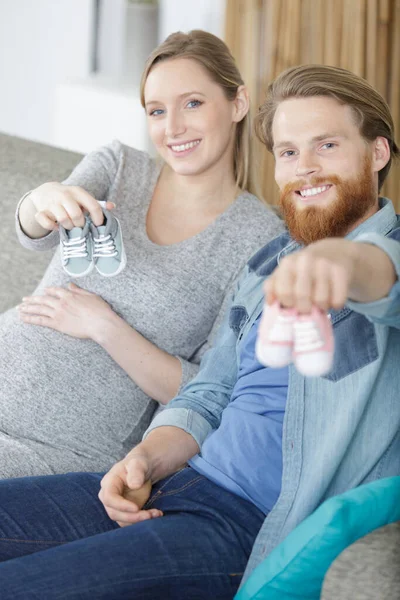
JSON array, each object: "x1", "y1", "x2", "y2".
[{"x1": 272, "y1": 97, "x2": 356, "y2": 144}]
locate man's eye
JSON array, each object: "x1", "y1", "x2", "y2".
[
  {"x1": 282, "y1": 150, "x2": 295, "y2": 157},
  {"x1": 322, "y1": 142, "x2": 336, "y2": 150}
]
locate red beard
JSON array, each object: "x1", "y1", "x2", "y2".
[{"x1": 279, "y1": 156, "x2": 377, "y2": 245}]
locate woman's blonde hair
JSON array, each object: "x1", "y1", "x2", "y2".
[
  {"x1": 140, "y1": 30, "x2": 261, "y2": 198},
  {"x1": 255, "y1": 64, "x2": 400, "y2": 191}
]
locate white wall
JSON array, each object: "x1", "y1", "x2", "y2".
[
  {"x1": 0, "y1": 0, "x2": 226, "y2": 148},
  {"x1": 0, "y1": 0, "x2": 93, "y2": 145},
  {"x1": 159, "y1": 0, "x2": 226, "y2": 42}
]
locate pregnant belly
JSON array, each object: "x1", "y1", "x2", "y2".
[{"x1": 0, "y1": 314, "x2": 154, "y2": 458}]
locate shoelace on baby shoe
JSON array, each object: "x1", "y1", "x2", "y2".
[
  {"x1": 268, "y1": 313, "x2": 296, "y2": 343},
  {"x1": 92, "y1": 234, "x2": 118, "y2": 258},
  {"x1": 61, "y1": 236, "x2": 88, "y2": 264},
  {"x1": 293, "y1": 320, "x2": 324, "y2": 353}
]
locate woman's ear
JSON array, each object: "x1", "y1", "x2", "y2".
[
  {"x1": 232, "y1": 85, "x2": 250, "y2": 123},
  {"x1": 372, "y1": 136, "x2": 390, "y2": 173}
]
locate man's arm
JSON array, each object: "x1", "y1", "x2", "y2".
[
  {"x1": 98, "y1": 426, "x2": 199, "y2": 526},
  {"x1": 265, "y1": 237, "x2": 399, "y2": 319},
  {"x1": 98, "y1": 266, "x2": 250, "y2": 524}
]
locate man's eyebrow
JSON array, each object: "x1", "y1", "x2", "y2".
[
  {"x1": 145, "y1": 91, "x2": 206, "y2": 107},
  {"x1": 273, "y1": 133, "x2": 345, "y2": 151}
]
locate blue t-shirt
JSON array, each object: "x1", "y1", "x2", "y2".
[{"x1": 190, "y1": 315, "x2": 288, "y2": 514}]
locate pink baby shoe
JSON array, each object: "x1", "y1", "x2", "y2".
[
  {"x1": 292, "y1": 307, "x2": 334, "y2": 377},
  {"x1": 256, "y1": 301, "x2": 297, "y2": 368}
]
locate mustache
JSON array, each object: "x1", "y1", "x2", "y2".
[{"x1": 281, "y1": 175, "x2": 343, "y2": 196}]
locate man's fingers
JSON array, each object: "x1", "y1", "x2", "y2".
[
  {"x1": 124, "y1": 454, "x2": 151, "y2": 489},
  {"x1": 311, "y1": 260, "x2": 332, "y2": 311},
  {"x1": 108, "y1": 507, "x2": 162, "y2": 524},
  {"x1": 330, "y1": 264, "x2": 349, "y2": 309},
  {"x1": 116, "y1": 509, "x2": 163, "y2": 528},
  {"x1": 293, "y1": 254, "x2": 314, "y2": 313},
  {"x1": 271, "y1": 260, "x2": 297, "y2": 308},
  {"x1": 99, "y1": 474, "x2": 140, "y2": 513}
]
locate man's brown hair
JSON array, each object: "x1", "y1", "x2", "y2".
[{"x1": 255, "y1": 64, "x2": 399, "y2": 190}]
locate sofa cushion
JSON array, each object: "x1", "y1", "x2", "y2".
[
  {"x1": 235, "y1": 476, "x2": 400, "y2": 600},
  {"x1": 0, "y1": 132, "x2": 82, "y2": 312}
]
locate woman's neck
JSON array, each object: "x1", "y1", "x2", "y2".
[{"x1": 159, "y1": 163, "x2": 239, "y2": 215}]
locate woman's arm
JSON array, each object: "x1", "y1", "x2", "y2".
[
  {"x1": 94, "y1": 308, "x2": 182, "y2": 404},
  {"x1": 18, "y1": 283, "x2": 182, "y2": 404},
  {"x1": 16, "y1": 140, "x2": 121, "y2": 247}
]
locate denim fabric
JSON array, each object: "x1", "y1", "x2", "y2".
[
  {"x1": 190, "y1": 314, "x2": 288, "y2": 514},
  {"x1": 146, "y1": 198, "x2": 400, "y2": 583},
  {"x1": 0, "y1": 467, "x2": 264, "y2": 599}
]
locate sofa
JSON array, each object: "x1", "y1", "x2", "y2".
[
  {"x1": 322, "y1": 522, "x2": 400, "y2": 599},
  {"x1": 1, "y1": 131, "x2": 399, "y2": 599},
  {"x1": 0, "y1": 131, "x2": 82, "y2": 313}
]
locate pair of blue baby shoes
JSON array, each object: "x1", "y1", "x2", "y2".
[{"x1": 59, "y1": 202, "x2": 126, "y2": 278}]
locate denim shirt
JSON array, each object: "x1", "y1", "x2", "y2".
[{"x1": 146, "y1": 198, "x2": 400, "y2": 582}]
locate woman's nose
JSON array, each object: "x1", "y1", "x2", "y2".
[{"x1": 165, "y1": 110, "x2": 186, "y2": 139}]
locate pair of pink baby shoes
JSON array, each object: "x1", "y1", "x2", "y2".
[{"x1": 256, "y1": 302, "x2": 334, "y2": 377}]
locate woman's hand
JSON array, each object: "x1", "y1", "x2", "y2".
[
  {"x1": 18, "y1": 283, "x2": 114, "y2": 339},
  {"x1": 99, "y1": 453, "x2": 163, "y2": 527},
  {"x1": 24, "y1": 182, "x2": 115, "y2": 232}
]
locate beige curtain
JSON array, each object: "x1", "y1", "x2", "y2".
[{"x1": 225, "y1": 0, "x2": 400, "y2": 209}]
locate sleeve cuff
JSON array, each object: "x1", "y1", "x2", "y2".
[
  {"x1": 15, "y1": 191, "x2": 59, "y2": 250},
  {"x1": 175, "y1": 356, "x2": 200, "y2": 393},
  {"x1": 143, "y1": 407, "x2": 213, "y2": 449},
  {"x1": 347, "y1": 233, "x2": 400, "y2": 318}
]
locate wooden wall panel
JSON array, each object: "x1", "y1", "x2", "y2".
[{"x1": 225, "y1": 0, "x2": 400, "y2": 209}]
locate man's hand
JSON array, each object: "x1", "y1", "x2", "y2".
[
  {"x1": 99, "y1": 453, "x2": 163, "y2": 527},
  {"x1": 265, "y1": 238, "x2": 396, "y2": 313},
  {"x1": 99, "y1": 427, "x2": 200, "y2": 527}
]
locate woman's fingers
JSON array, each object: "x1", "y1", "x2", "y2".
[
  {"x1": 19, "y1": 303, "x2": 55, "y2": 317},
  {"x1": 18, "y1": 314, "x2": 53, "y2": 328},
  {"x1": 50, "y1": 204, "x2": 75, "y2": 230},
  {"x1": 43, "y1": 287, "x2": 72, "y2": 300},
  {"x1": 35, "y1": 210, "x2": 59, "y2": 231},
  {"x1": 71, "y1": 187, "x2": 105, "y2": 226},
  {"x1": 61, "y1": 196, "x2": 86, "y2": 228},
  {"x1": 67, "y1": 283, "x2": 92, "y2": 296}
]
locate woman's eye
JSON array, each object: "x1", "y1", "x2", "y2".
[
  {"x1": 186, "y1": 99, "x2": 202, "y2": 109},
  {"x1": 149, "y1": 109, "x2": 164, "y2": 117},
  {"x1": 281, "y1": 150, "x2": 296, "y2": 158}
]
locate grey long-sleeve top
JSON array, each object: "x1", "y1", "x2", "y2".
[{"x1": 0, "y1": 140, "x2": 284, "y2": 476}]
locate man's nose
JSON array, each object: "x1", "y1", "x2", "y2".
[
  {"x1": 165, "y1": 110, "x2": 186, "y2": 139},
  {"x1": 295, "y1": 151, "x2": 321, "y2": 177}
]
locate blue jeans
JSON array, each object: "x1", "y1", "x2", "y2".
[{"x1": 0, "y1": 466, "x2": 265, "y2": 599}]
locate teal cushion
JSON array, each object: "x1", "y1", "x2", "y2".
[{"x1": 235, "y1": 476, "x2": 400, "y2": 600}]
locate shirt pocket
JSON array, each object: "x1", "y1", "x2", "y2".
[
  {"x1": 323, "y1": 309, "x2": 379, "y2": 382},
  {"x1": 229, "y1": 305, "x2": 249, "y2": 337}
]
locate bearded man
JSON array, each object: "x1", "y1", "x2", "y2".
[{"x1": 0, "y1": 65, "x2": 398, "y2": 600}]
